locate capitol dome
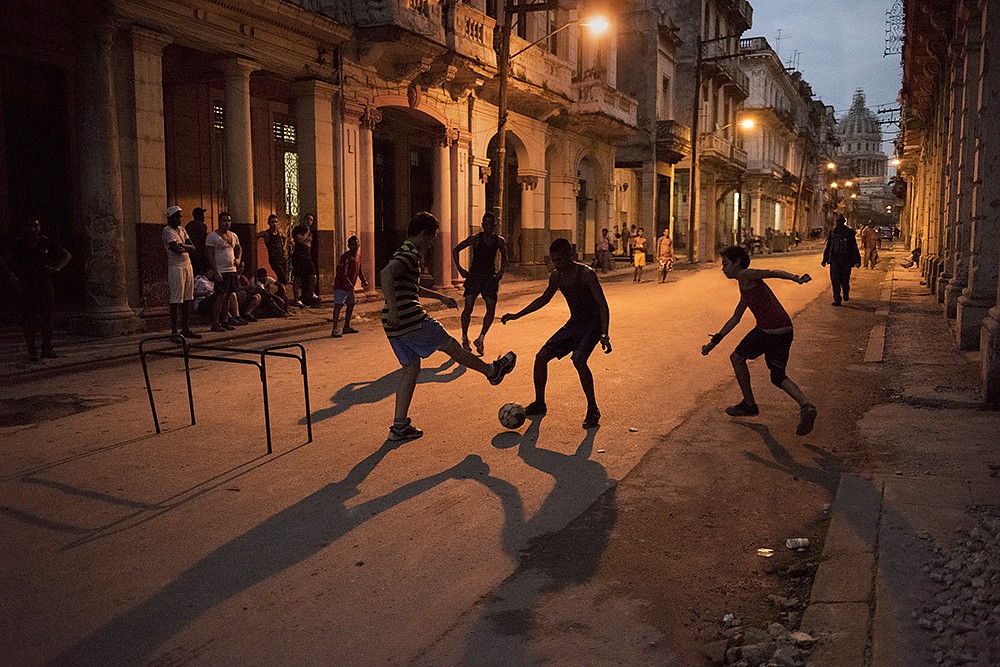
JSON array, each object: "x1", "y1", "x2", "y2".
[{"x1": 837, "y1": 90, "x2": 881, "y2": 143}]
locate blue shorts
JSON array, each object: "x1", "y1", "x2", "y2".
[
  {"x1": 333, "y1": 289, "x2": 356, "y2": 305},
  {"x1": 388, "y1": 317, "x2": 451, "y2": 366}
]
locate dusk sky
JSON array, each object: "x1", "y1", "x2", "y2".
[{"x1": 747, "y1": 0, "x2": 903, "y2": 155}]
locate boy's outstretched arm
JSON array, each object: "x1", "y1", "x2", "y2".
[
  {"x1": 585, "y1": 269, "x2": 612, "y2": 353},
  {"x1": 501, "y1": 271, "x2": 558, "y2": 324},
  {"x1": 701, "y1": 301, "x2": 747, "y2": 355},
  {"x1": 417, "y1": 285, "x2": 458, "y2": 309},
  {"x1": 741, "y1": 268, "x2": 811, "y2": 283}
]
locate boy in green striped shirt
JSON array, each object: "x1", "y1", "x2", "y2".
[{"x1": 381, "y1": 212, "x2": 517, "y2": 441}]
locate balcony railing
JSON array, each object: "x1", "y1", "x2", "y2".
[
  {"x1": 508, "y1": 38, "x2": 574, "y2": 98},
  {"x1": 445, "y1": 2, "x2": 496, "y2": 67},
  {"x1": 702, "y1": 39, "x2": 751, "y2": 97},
  {"x1": 308, "y1": 0, "x2": 445, "y2": 42},
  {"x1": 572, "y1": 77, "x2": 638, "y2": 127},
  {"x1": 655, "y1": 119, "x2": 692, "y2": 162},
  {"x1": 699, "y1": 132, "x2": 747, "y2": 168}
]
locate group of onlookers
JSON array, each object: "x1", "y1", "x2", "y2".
[{"x1": 598, "y1": 225, "x2": 675, "y2": 284}]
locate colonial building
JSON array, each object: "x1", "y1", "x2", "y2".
[
  {"x1": 614, "y1": 1, "x2": 690, "y2": 246},
  {"x1": 833, "y1": 89, "x2": 892, "y2": 224},
  {"x1": 738, "y1": 36, "x2": 819, "y2": 240},
  {"x1": 898, "y1": 0, "x2": 1000, "y2": 405},
  {"x1": 0, "y1": 0, "x2": 637, "y2": 332},
  {"x1": 667, "y1": 0, "x2": 754, "y2": 261}
]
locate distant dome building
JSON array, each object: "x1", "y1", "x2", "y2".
[{"x1": 835, "y1": 89, "x2": 888, "y2": 195}]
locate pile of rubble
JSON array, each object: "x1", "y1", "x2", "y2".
[
  {"x1": 699, "y1": 620, "x2": 816, "y2": 667},
  {"x1": 916, "y1": 507, "x2": 1000, "y2": 667}
]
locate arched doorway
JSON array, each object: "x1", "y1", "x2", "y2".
[
  {"x1": 372, "y1": 106, "x2": 445, "y2": 282},
  {"x1": 486, "y1": 133, "x2": 523, "y2": 262},
  {"x1": 576, "y1": 156, "x2": 598, "y2": 260}
]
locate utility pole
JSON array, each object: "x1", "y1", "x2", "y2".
[
  {"x1": 495, "y1": 3, "x2": 512, "y2": 240},
  {"x1": 687, "y1": 35, "x2": 702, "y2": 262}
]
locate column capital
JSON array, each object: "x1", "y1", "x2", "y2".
[
  {"x1": 438, "y1": 127, "x2": 461, "y2": 147},
  {"x1": 293, "y1": 78, "x2": 337, "y2": 101},
  {"x1": 360, "y1": 105, "x2": 383, "y2": 130},
  {"x1": 131, "y1": 26, "x2": 172, "y2": 54},
  {"x1": 220, "y1": 57, "x2": 258, "y2": 80}
]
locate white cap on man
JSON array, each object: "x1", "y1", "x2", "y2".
[{"x1": 166, "y1": 205, "x2": 182, "y2": 218}]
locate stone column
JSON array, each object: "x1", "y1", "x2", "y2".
[
  {"x1": 433, "y1": 132, "x2": 453, "y2": 288},
  {"x1": 960, "y1": 2, "x2": 1000, "y2": 351},
  {"x1": 76, "y1": 20, "x2": 141, "y2": 335},
  {"x1": 518, "y1": 174, "x2": 540, "y2": 263},
  {"x1": 221, "y1": 58, "x2": 256, "y2": 229},
  {"x1": 295, "y1": 80, "x2": 337, "y2": 292},
  {"x1": 941, "y1": 39, "x2": 966, "y2": 313},
  {"x1": 358, "y1": 106, "x2": 379, "y2": 293},
  {"x1": 128, "y1": 27, "x2": 172, "y2": 312},
  {"x1": 451, "y1": 136, "x2": 469, "y2": 285}
]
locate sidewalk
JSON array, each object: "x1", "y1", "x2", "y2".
[{"x1": 801, "y1": 261, "x2": 1000, "y2": 666}]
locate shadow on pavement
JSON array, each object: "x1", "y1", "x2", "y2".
[
  {"x1": 737, "y1": 422, "x2": 842, "y2": 495},
  {"x1": 52, "y1": 442, "x2": 488, "y2": 666}
]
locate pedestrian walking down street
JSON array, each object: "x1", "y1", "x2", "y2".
[
  {"x1": 382, "y1": 212, "x2": 516, "y2": 442},
  {"x1": 453, "y1": 211, "x2": 508, "y2": 356},
  {"x1": 701, "y1": 245, "x2": 817, "y2": 436},
  {"x1": 331, "y1": 235, "x2": 369, "y2": 338},
  {"x1": 162, "y1": 205, "x2": 201, "y2": 339},
  {"x1": 256, "y1": 214, "x2": 289, "y2": 285},
  {"x1": 822, "y1": 214, "x2": 861, "y2": 306},
  {"x1": 656, "y1": 228, "x2": 675, "y2": 283},
  {"x1": 860, "y1": 223, "x2": 879, "y2": 269},
  {"x1": 2, "y1": 218, "x2": 71, "y2": 362},
  {"x1": 632, "y1": 228, "x2": 647, "y2": 283},
  {"x1": 501, "y1": 237, "x2": 612, "y2": 429},
  {"x1": 594, "y1": 227, "x2": 614, "y2": 273}
]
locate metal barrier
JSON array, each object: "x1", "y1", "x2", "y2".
[{"x1": 139, "y1": 334, "x2": 313, "y2": 453}]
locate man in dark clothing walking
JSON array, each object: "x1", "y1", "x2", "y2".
[{"x1": 821, "y1": 215, "x2": 861, "y2": 306}]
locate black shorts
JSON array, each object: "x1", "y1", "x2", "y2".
[
  {"x1": 216, "y1": 272, "x2": 238, "y2": 295},
  {"x1": 464, "y1": 274, "x2": 499, "y2": 301},
  {"x1": 292, "y1": 253, "x2": 314, "y2": 278},
  {"x1": 542, "y1": 322, "x2": 601, "y2": 360},
  {"x1": 734, "y1": 327, "x2": 793, "y2": 375}
]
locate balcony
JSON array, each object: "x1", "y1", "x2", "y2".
[
  {"x1": 699, "y1": 132, "x2": 747, "y2": 170},
  {"x1": 480, "y1": 41, "x2": 574, "y2": 119},
  {"x1": 655, "y1": 120, "x2": 692, "y2": 164},
  {"x1": 728, "y1": 0, "x2": 753, "y2": 31},
  {"x1": 562, "y1": 77, "x2": 639, "y2": 141},
  {"x1": 444, "y1": 2, "x2": 496, "y2": 70},
  {"x1": 701, "y1": 39, "x2": 751, "y2": 99}
]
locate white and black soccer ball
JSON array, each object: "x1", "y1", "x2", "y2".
[{"x1": 498, "y1": 402, "x2": 526, "y2": 430}]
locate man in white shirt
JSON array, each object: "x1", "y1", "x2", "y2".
[
  {"x1": 205, "y1": 211, "x2": 244, "y2": 332},
  {"x1": 162, "y1": 205, "x2": 201, "y2": 338}
]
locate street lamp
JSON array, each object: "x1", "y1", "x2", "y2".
[
  {"x1": 494, "y1": 4, "x2": 609, "y2": 245},
  {"x1": 826, "y1": 162, "x2": 837, "y2": 171}
]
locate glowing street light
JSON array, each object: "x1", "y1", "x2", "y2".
[
  {"x1": 826, "y1": 162, "x2": 837, "y2": 170},
  {"x1": 891, "y1": 158, "x2": 902, "y2": 167},
  {"x1": 845, "y1": 180, "x2": 854, "y2": 187}
]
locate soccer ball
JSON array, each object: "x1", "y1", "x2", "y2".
[{"x1": 498, "y1": 402, "x2": 526, "y2": 430}]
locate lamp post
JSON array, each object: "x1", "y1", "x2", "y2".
[
  {"x1": 493, "y1": 3, "x2": 608, "y2": 244},
  {"x1": 687, "y1": 32, "x2": 745, "y2": 263}
]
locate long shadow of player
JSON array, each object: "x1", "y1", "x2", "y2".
[
  {"x1": 53, "y1": 440, "x2": 488, "y2": 666},
  {"x1": 306, "y1": 359, "x2": 466, "y2": 424},
  {"x1": 737, "y1": 422, "x2": 842, "y2": 494},
  {"x1": 456, "y1": 417, "x2": 617, "y2": 665}
]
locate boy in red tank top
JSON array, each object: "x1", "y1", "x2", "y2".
[{"x1": 701, "y1": 246, "x2": 818, "y2": 436}]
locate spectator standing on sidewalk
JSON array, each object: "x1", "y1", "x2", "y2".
[
  {"x1": 256, "y1": 214, "x2": 289, "y2": 285},
  {"x1": 453, "y1": 211, "x2": 507, "y2": 355},
  {"x1": 162, "y1": 205, "x2": 201, "y2": 339},
  {"x1": 291, "y1": 224, "x2": 320, "y2": 307},
  {"x1": 822, "y1": 214, "x2": 862, "y2": 306},
  {"x1": 860, "y1": 223, "x2": 879, "y2": 269},
  {"x1": 381, "y1": 212, "x2": 516, "y2": 442},
  {"x1": 701, "y1": 245, "x2": 817, "y2": 436},
  {"x1": 632, "y1": 228, "x2": 647, "y2": 283},
  {"x1": 764, "y1": 226, "x2": 775, "y2": 254},
  {"x1": 4, "y1": 218, "x2": 71, "y2": 362},
  {"x1": 594, "y1": 228, "x2": 613, "y2": 273},
  {"x1": 185, "y1": 207, "x2": 208, "y2": 276},
  {"x1": 205, "y1": 211, "x2": 244, "y2": 331},
  {"x1": 656, "y1": 228, "x2": 675, "y2": 283},
  {"x1": 331, "y1": 235, "x2": 369, "y2": 338}
]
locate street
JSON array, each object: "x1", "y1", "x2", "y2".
[{"x1": 1, "y1": 251, "x2": 861, "y2": 665}]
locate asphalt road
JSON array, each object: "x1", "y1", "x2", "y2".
[{"x1": 1, "y1": 251, "x2": 836, "y2": 666}]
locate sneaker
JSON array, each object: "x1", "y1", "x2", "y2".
[
  {"x1": 342, "y1": 327, "x2": 359, "y2": 334},
  {"x1": 244, "y1": 313, "x2": 258, "y2": 322},
  {"x1": 725, "y1": 401, "x2": 760, "y2": 417},
  {"x1": 462, "y1": 338, "x2": 472, "y2": 352},
  {"x1": 231, "y1": 317, "x2": 248, "y2": 326},
  {"x1": 181, "y1": 329, "x2": 202, "y2": 339},
  {"x1": 831, "y1": 301, "x2": 842, "y2": 307},
  {"x1": 331, "y1": 330, "x2": 343, "y2": 338},
  {"x1": 294, "y1": 300, "x2": 306, "y2": 308},
  {"x1": 388, "y1": 418, "x2": 423, "y2": 442},
  {"x1": 524, "y1": 401, "x2": 547, "y2": 417},
  {"x1": 474, "y1": 337, "x2": 485, "y2": 356},
  {"x1": 488, "y1": 351, "x2": 517, "y2": 386},
  {"x1": 222, "y1": 322, "x2": 236, "y2": 331},
  {"x1": 843, "y1": 295, "x2": 850, "y2": 302},
  {"x1": 582, "y1": 409, "x2": 601, "y2": 429},
  {"x1": 211, "y1": 324, "x2": 225, "y2": 332},
  {"x1": 796, "y1": 403, "x2": 818, "y2": 436}
]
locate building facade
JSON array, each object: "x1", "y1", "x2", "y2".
[
  {"x1": 667, "y1": 0, "x2": 754, "y2": 261},
  {"x1": 898, "y1": 0, "x2": 1000, "y2": 405},
  {"x1": 833, "y1": 89, "x2": 892, "y2": 226},
  {"x1": 738, "y1": 36, "x2": 817, "y2": 240},
  {"x1": 0, "y1": 0, "x2": 637, "y2": 332}
]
